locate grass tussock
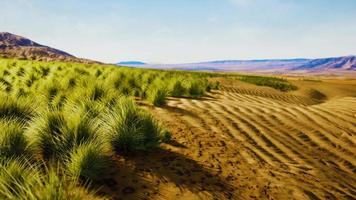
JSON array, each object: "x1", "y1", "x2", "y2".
[
  {"x1": 101, "y1": 97, "x2": 167, "y2": 153},
  {"x1": 1, "y1": 58, "x2": 205, "y2": 199},
  {"x1": 0, "y1": 120, "x2": 30, "y2": 159},
  {"x1": 66, "y1": 142, "x2": 110, "y2": 182},
  {"x1": 0, "y1": 58, "x2": 297, "y2": 199},
  {"x1": 0, "y1": 93, "x2": 37, "y2": 121},
  {"x1": 0, "y1": 158, "x2": 100, "y2": 200}
]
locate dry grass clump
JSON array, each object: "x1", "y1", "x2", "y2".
[
  {"x1": 101, "y1": 97, "x2": 169, "y2": 153},
  {"x1": 0, "y1": 159, "x2": 100, "y2": 200}
]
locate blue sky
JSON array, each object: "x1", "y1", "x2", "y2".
[{"x1": 1, "y1": 0, "x2": 356, "y2": 63}]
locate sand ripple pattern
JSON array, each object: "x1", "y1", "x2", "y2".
[{"x1": 159, "y1": 85, "x2": 356, "y2": 199}]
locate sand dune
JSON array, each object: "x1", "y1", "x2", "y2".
[{"x1": 104, "y1": 78, "x2": 356, "y2": 200}]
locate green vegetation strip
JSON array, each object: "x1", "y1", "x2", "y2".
[
  {"x1": 239, "y1": 75, "x2": 298, "y2": 92},
  {"x1": 0, "y1": 58, "x2": 219, "y2": 199}
]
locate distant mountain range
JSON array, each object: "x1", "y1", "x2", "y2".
[
  {"x1": 118, "y1": 56, "x2": 356, "y2": 73},
  {"x1": 0, "y1": 32, "x2": 96, "y2": 63},
  {"x1": 117, "y1": 61, "x2": 146, "y2": 65},
  {"x1": 1, "y1": 32, "x2": 355, "y2": 73}
]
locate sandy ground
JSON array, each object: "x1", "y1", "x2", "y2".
[{"x1": 101, "y1": 77, "x2": 356, "y2": 200}]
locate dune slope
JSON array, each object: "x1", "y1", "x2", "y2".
[{"x1": 104, "y1": 78, "x2": 356, "y2": 200}]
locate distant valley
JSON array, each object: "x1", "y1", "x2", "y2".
[{"x1": 118, "y1": 56, "x2": 356, "y2": 74}]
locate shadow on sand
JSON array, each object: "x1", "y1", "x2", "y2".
[{"x1": 101, "y1": 142, "x2": 237, "y2": 200}]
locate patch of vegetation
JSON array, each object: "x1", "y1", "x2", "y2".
[
  {"x1": 66, "y1": 142, "x2": 110, "y2": 182},
  {"x1": 147, "y1": 87, "x2": 167, "y2": 106},
  {"x1": 0, "y1": 120, "x2": 30, "y2": 159},
  {"x1": 308, "y1": 89, "x2": 327, "y2": 101},
  {"x1": 239, "y1": 75, "x2": 298, "y2": 92},
  {"x1": 0, "y1": 158, "x2": 100, "y2": 200},
  {"x1": 101, "y1": 97, "x2": 167, "y2": 153},
  {"x1": 0, "y1": 58, "x2": 213, "y2": 199}
]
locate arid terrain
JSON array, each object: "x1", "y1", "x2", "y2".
[
  {"x1": 0, "y1": 33, "x2": 355, "y2": 200},
  {"x1": 103, "y1": 77, "x2": 356, "y2": 200}
]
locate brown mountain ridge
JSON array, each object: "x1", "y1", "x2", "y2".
[{"x1": 0, "y1": 32, "x2": 97, "y2": 63}]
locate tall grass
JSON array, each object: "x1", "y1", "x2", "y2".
[
  {"x1": 0, "y1": 158, "x2": 101, "y2": 200},
  {"x1": 101, "y1": 97, "x2": 166, "y2": 153},
  {"x1": 0, "y1": 93, "x2": 37, "y2": 122},
  {"x1": 147, "y1": 87, "x2": 167, "y2": 106},
  {"x1": 168, "y1": 78, "x2": 185, "y2": 97},
  {"x1": 0, "y1": 120, "x2": 30, "y2": 159},
  {"x1": 66, "y1": 142, "x2": 110, "y2": 182},
  {"x1": 26, "y1": 109, "x2": 99, "y2": 160},
  {"x1": 0, "y1": 58, "x2": 214, "y2": 199}
]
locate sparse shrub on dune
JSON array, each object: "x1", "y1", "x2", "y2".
[
  {"x1": 168, "y1": 78, "x2": 186, "y2": 97},
  {"x1": 0, "y1": 58, "x2": 218, "y2": 199},
  {"x1": 187, "y1": 80, "x2": 205, "y2": 97},
  {"x1": 206, "y1": 80, "x2": 220, "y2": 92},
  {"x1": 26, "y1": 109, "x2": 99, "y2": 160},
  {"x1": 0, "y1": 158, "x2": 101, "y2": 200},
  {"x1": 101, "y1": 97, "x2": 166, "y2": 153},
  {"x1": 147, "y1": 87, "x2": 167, "y2": 106}
]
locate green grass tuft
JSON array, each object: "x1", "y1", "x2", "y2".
[
  {"x1": 147, "y1": 87, "x2": 167, "y2": 106},
  {"x1": 0, "y1": 120, "x2": 31, "y2": 159},
  {"x1": 0, "y1": 93, "x2": 37, "y2": 122},
  {"x1": 66, "y1": 142, "x2": 110, "y2": 182},
  {"x1": 0, "y1": 158, "x2": 101, "y2": 200},
  {"x1": 101, "y1": 97, "x2": 163, "y2": 153}
]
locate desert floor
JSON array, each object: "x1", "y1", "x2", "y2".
[{"x1": 102, "y1": 77, "x2": 356, "y2": 200}]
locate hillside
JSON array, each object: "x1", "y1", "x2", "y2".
[
  {"x1": 294, "y1": 56, "x2": 356, "y2": 71},
  {"x1": 0, "y1": 32, "x2": 96, "y2": 63},
  {"x1": 119, "y1": 56, "x2": 356, "y2": 73}
]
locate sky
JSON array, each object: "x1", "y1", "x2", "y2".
[{"x1": 1, "y1": 0, "x2": 356, "y2": 63}]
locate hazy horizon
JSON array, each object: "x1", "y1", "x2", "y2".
[{"x1": 1, "y1": 0, "x2": 356, "y2": 63}]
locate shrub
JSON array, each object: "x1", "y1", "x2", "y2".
[
  {"x1": 147, "y1": 87, "x2": 167, "y2": 106},
  {"x1": 0, "y1": 93, "x2": 36, "y2": 122},
  {"x1": 0, "y1": 158, "x2": 38, "y2": 199},
  {"x1": 0, "y1": 159, "x2": 100, "y2": 200},
  {"x1": 169, "y1": 79, "x2": 185, "y2": 97},
  {"x1": 26, "y1": 110, "x2": 99, "y2": 160},
  {"x1": 101, "y1": 97, "x2": 163, "y2": 153},
  {"x1": 66, "y1": 142, "x2": 110, "y2": 182},
  {"x1": 187, "y1": 81, "x2": 205, "y2": 97},
  {"x1": 26, "y1": 111, "x2": 69, "y2": 160},
  {"x1": 0, "y1": 120, "x2": 31, "y2": 159}
]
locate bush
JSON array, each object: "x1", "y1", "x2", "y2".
[
  {"x1": 0, "y1": 158, "x2": 38, "y2": 199},
  {"x1": 66, "y1": 142, "x2": 109, "y2": 182},
  {"x1": 0, "y1": 159, "x2": 100, "y2": 200},
  {"x1": 0, "y1": 93, "x2": 36, "y2": 122},
  {"x1": 147, "y1": 87, "x2": 167, "y2": 106},
  {"x1": 0, "y1": 58, "x2": 218, "y2": 198},
  {"x1": 101, "y1": 97, "x2": 163, "y2": 153},
  {"x1": 169, "y1": 79, "x2": 185, "y2": 97},
  {"x1": 0, "y1": 120, "x2": 31, "y2": 159},
  {"x1": 187, "y1": 81, "x2": 205, "y2": 97},
  {"x1": 26, "y1": 110, "x2": 99, "y2": 160}
]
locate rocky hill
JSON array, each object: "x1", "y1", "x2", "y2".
[{"x1": 0, "y1": 32, "x2": 97, "y2": 63}]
